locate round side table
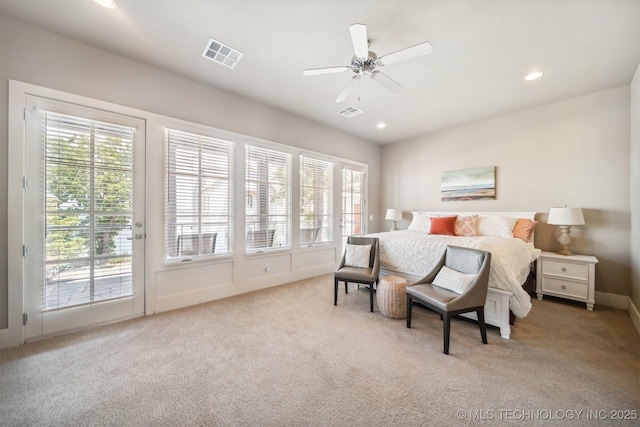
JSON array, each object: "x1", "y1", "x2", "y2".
[{"x1": 377, "y1": 275, "x2": 409, "y2": 319}]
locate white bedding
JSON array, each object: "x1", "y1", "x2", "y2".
[{"x1": 367, "y1": 230, "x2": 541, "y2": 318}]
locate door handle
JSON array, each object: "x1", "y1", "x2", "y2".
[{"x1": 127, "y1": 234, "x2": 143, "y2": 240}]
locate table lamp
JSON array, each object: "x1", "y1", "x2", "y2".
[
  {"x1": 385, "y1": 209, "x2": 402, "y2": 231},
  {"x1": 547, "y1": 207, "x2": 585, "y2": 256}
]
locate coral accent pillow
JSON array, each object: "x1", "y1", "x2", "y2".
[
  {"x1": 513, "y1": 218, "x2": 538, "y2": 242},
  {"x1": 455, "y1": 215, "x2": 479, "y2": 237},
  {"x1": 429, "y1": 216, "x2": 458, "y2": 236}
]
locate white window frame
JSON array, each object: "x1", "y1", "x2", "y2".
[
  {"x1": 245, "y1": 143, "x2": 292, "y2": 253},
  {"x1": 164, "y1": 127, "x2": 234, "y2": 263},
  {"x1": 299, "y1": 155, "x2": 333, "y2": 246},
  {"x1": 341, "y1": 165, "x2": 367, "y2": 244}
]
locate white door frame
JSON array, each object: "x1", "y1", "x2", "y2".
[{"x1": 4, "y1": 80, "x2": 149, "y2": 347}]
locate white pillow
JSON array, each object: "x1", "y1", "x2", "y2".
[
  {"x1": 476, "y1": 215, "x2": 517, "y2": 238},
  {"x1": 407, "y1": 212, "x2": 431, "y2": 232},
  {"x1": 345, "y1": 244, "x2": 371, "y2": 268},
  {"x1": 432, "y1": 266, "x2": 477, "y2": 294}
]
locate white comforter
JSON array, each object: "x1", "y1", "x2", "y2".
[{"x1": 367, "y1": 230, "x2": 541, "y2": 318}]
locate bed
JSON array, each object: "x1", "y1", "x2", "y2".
[{"x1": 368, "y1": 211, "x2": 540, "y2": 339}]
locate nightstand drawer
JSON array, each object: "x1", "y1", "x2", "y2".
[
  {"x1": 542, "y1": 259, "x2": 588, "y2": 281},
  {"x1": 542, "y1": 277, "x2": 588, "y2": 299}
]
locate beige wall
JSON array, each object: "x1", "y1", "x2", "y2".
[
  {"x1": 0, "y1": 17, "x2": 382, "y2": 330},
  {"x1": 0, "y1": 14, "x2": 5, "y2": 331},
  {"x1": 631, "y1": 62, "x2": 640, "y2": 313},
  {"x1": 381, "y1": 87, "x2": 631, "y2": 297}
]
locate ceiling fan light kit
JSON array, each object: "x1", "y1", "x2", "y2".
[{"x1": 303, "y1": 23, "x2": 432, "y2": 103}]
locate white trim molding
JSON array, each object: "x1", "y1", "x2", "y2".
[
  {"x1": 595, "y1": 291, "x2": 629, "y2": 309},
  {"x1": 628, "y1": 298, "x2": 640, "y2": 337}
]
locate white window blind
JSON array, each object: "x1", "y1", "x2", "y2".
[
  {"x1": 300, "y1": 155, "x2": 332, "y2": 244},
  {"x1": 165, "y1": 128, "x2": 233, "y2": 261},
  {"x1": 245, "y1": 144, "x2": 291, "y2": 252},
  {"x1": 342, "y1": 167, "x2": 365, "y2": 243},
  {"x1": 43, "y1": 111, "x2": 136, "y2": 310}
]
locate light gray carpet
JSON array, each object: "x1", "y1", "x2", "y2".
[{"x1": 1, "y1": 274, "x2": 639, "y2": 426}]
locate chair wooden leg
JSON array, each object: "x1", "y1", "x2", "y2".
[
  {"x1": 334, "y1": 278, "x2": 338, "y2": 305},
  {"x1": 443, "y1": 312, "x2": 451, "y2": 355},
  {"x1": 406, "y1": 297, "x2": 412, "y2": 328},
  {"x1": 477, "y1": 308, "x2": 488, "y2": 344}
]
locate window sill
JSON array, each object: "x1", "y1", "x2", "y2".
[
  {"x1": 245, "y1": 247, "x2": 291, "y2": 257},
  {"x1": 164, "y1": 253, "x2": 233, "y2": 267}
]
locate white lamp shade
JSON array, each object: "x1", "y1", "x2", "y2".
[
  {"x1": 547, "y1": 207, "x2": 585, "y2": 225},
  {"x1": 385, "y1": 209, "x2": 402, "y2": 221}
]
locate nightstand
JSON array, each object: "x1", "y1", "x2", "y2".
[{"x1": 536, "y1": 251, "x2": 598, "y2": 310}]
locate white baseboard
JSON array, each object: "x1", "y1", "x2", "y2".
[
  {"x1": 5, "y1": 284, "x2": 639, "y2": 349},
  {"x1": 628, "y1": 298, "x2": 640, "y2": 337},
  {"x1": 595, "y1": 291, "x2": 628, "y2": 309}
]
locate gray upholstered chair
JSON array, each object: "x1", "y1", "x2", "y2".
[
  {"x1": 406, "y1": 245, "x2": 491, "y2": 354},
  {"x1": 334, "y1": 236, "x2": 380, "y2": 312}
]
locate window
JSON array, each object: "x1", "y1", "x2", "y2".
[
  {"x1": 342, "y1": 167, "x2": 365, "y2": 244},
  {"x1": 245, "y1": 144, "x2": 291, "y2": 252},
  {"x1": 165, "y1": 128, "x2": 233, "y2": 261},
  {"x1": 300, "y1": 155, "x2": 332, "y2": 244},
  {"x1": 43, "y1": 110, "x2": 136, "y2": 309}
]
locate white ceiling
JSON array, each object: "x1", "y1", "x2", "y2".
[{"x1": 2, "y1": 0, "x2": 639, "y2": 144}]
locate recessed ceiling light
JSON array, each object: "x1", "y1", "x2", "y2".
[
  {"x1": 524, "y1": 71, "x2": 544, "y2": 81},
  {"x1": 376, "y1": 122, "x2": 386, "y2": 129},
  {"x1": 94, "y1": 0, "x2": 116, "y2": 8}
]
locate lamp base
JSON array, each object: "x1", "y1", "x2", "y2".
[
  {"x1": 556, "y1": 225, "x2": 575, "y2": 256},
  {"x1": 556, "y1": 247, "x2": 575, "y2": 256},
  {"x1": 389, "y1": 221, "x2": 398, "y2": 232}
]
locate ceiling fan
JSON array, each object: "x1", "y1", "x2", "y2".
[{"x1": 303, "y1": 23, "x2": 432, "y2": 103}]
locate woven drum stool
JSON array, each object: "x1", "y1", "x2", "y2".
[{"x1": 376, "y1": 275, "x2": 410, "y2": 319}]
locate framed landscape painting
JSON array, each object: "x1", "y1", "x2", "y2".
[{"x1": 441, "y1": 166, "x2": 496, "y2": 201}]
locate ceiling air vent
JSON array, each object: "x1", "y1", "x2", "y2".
[
  {"x1": 337, "y1": 106, "x2": 364, "y2": 118},
  {"x1": 202, "y1": 38, "x2": 243, "y2": 69}
]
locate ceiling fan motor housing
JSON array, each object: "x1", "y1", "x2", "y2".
[{"x1": 350, "y1": 52, "x2": 378, "y2": 75}]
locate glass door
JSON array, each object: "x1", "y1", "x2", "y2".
[{"x1": 24, "y1": 96, "x2": 145, "y2": 339}]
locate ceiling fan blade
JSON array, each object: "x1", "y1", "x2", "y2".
[
  {"x1": 371, "y1": 71, "x2": 402, "y2": 93},
  {"x1": 335, "y1": 76, "x2": 359, "y2": 103},
  {"x1": 376, "y1": 41, "x2": 433, "y2": 66},
  {"x1": 302, "y1": 66, "x2": 351, "y2": 76},
  {"x1": 349, "y1": 23, "x2": 369, "y2": 59}
]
